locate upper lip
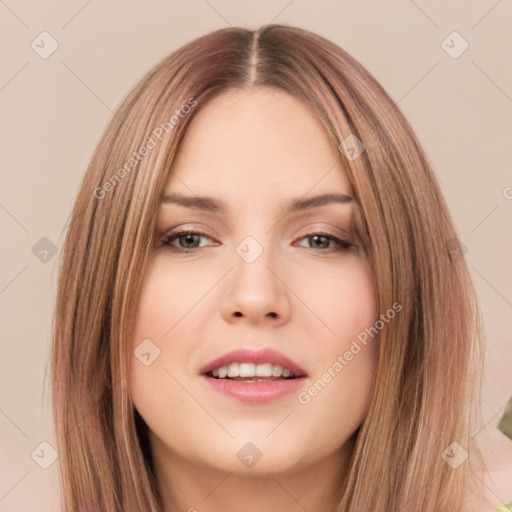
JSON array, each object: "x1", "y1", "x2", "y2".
[{"x1": 199, "y1": 348, "x2": 308, "y2": 377}]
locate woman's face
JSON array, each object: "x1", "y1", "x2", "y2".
[{"x1": 129, "y1": 87, "x2": 379, "y2": 478}]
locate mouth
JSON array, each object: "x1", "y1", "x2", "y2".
[{"x1": 199, "y1": 348, "x2": 308, "y2": 404}]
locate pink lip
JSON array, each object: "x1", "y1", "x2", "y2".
[
  {"x1": 200, "y1": 375, "x2": 307, "y2": 404},
  {"x1": 198, "y1": 348, "x2": 308, "y2": 405},
  {"x1": 199, "y1": 347, "x2": 308, "y2": 377}
]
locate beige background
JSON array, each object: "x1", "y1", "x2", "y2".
[{"x1": 1, "y1": 1, "x2": 511, "y2": 510}]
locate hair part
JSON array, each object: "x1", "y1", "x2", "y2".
[{"x1": 49, "y1": 24, "x2": 485, "y2": 511}]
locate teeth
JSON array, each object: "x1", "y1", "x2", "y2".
[
  {"x1": 272, "y1": 365, "x2": 283, "y2": 377},
  {"x1": 209, "y1": 362, "x2": 295, "y2": 379},
  {"x1": 239, "y1": 363, "x2": 255, "y2": 377},
  {"x1": 256, "y1": 363, "x2": 273, "y2": 377},
  {"x1": 227, "y1": 363, "x2": 240, "y2": 377}
]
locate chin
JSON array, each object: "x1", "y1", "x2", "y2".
[{"x1": 193, "y1": 435, "x2": 312, "y2": 476}]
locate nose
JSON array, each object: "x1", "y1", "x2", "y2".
[{"x1": 220, "y1": 242, "x2": 291, "y2": 326}]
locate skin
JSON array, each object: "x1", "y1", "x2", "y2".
[{"x1": 129, "y1": 87, "x2": 379, "y2": 512}]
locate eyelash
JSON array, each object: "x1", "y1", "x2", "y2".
[{"x1": 160, "y1": 229, "x2": 355, "y2": 254}]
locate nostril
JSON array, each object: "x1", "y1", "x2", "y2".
[{"x1": 234, "y1": 311, "x2": 243, "y2": 317}]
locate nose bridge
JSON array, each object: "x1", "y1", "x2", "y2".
[
  {"x1": 221, "y1": 232, "x2": 290, "y2": 323},
  {"x1": 233, "y1": 233, "x2": 279, "y2": 299}
]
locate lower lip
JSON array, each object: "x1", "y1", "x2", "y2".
[{"x1": 200, "y1": 375, "x2": 307, "y2": 404}]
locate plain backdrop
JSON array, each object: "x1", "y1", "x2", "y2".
[{"x1": 1, "y1": 1, "x2": 511, "y2": 510}]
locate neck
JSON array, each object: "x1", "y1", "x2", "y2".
[{"x1": 150, "y1": 435, "x2": 355, "y2": 512}]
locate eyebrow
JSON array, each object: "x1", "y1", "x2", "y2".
[{"x1": 160, "y1": 192, "x2": 354, "y2": 214}]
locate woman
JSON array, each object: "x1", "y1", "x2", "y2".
[{"x1": 50, "y1": 24, "x2": 488, "y2": 511}]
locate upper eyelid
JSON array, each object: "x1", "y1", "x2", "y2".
[
  {"x1": 160, "y1": 219, "x2": 352, "y2": 236},
  {"x1": 161, "y1": 224, "x2": 351, "y2": 237}
]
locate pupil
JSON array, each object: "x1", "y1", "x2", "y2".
[
  {"x1": 182, "y1": 234, "x2": 198, "y2": 247},
  {"x1": 312, "y1": 235, "x2": 327, "y2": 248}
]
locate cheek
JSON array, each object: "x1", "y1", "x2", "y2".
[
  {"x1": 292, "y1": 259, "x2": 379, "y2": 424},
  {"x1": 297, "y1": 256, "x2": 378, "y2": 341},
  {"x1": 130, "y1": 254, "x2": 221, "y2": 356},
  {"x1": 128, "y1": 260, "x2": 191, "y2": 413}
]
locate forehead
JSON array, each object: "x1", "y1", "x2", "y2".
[{"x1": 164, "y1": 87, "x2": 352, "y2": 199}]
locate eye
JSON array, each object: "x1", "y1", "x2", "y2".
[
  {"x1": 161, "y1": 230, "x2": 215, "y2": 252},
  {"x1": 295, "y1": 232, "x2": 355, "y2": 253},
  {"x1": 159, "y1": 229, "x2": 355, "y2": 254}
]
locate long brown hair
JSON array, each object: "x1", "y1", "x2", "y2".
[{"x1": 49, "y1": 24, "x2": 485, "y2": 511}]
